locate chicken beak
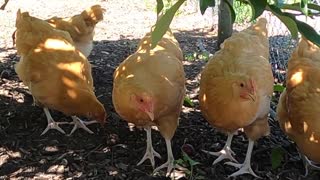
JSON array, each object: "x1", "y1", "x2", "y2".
[{"x1": 146, "y1": 111, "x2": 154, "y2": 121}]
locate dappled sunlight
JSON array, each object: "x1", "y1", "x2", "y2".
[
  {"x1": 43, "y1": 38, "x2": 74, "y2": 51},
  {"x1": 303, "y1": 121, "x2": 308, "y2": 133},
  {"x1": 67, "y1": 89, "x2": 77, "y2": 99},
  {"x1": 289, "y1": 70, "x2": 304, "y2": 86},
  {"x1": 47, "y1": 164, "x2": 65, "y2": 174},
  {"x1": 125, "y1": 74, "x2": 134, "y2": 79},
  {"x1": 0, "y1": 148, "x2": 22, "y2": 166},
  {"x1": 202, "y1": 93, "x2": 206, "y2": 103},
  {"x1": 309, "y1": 132, "x2": 319, "y2": 143},
  {"x1": 8, "y1": 166, "x2": 64, "y2": 179},
  {"x1": 161, "y1": 75, "x2": 173, "y2": 86},
  {"x1": 33, "y1": 38, "x2": 75, "y2": 52},
  {"x1": 136, "y1": 56, "x2": 142, "y2": 63},
  {"x1": 61, "y1": 76, "x2": 78, "y2": 88},
  {"x1": 108, "y1": 170, "x2": 119, "y2": 176},
  {"x1": 56, "y1": 62, "x2": 84, "y2": 78}
]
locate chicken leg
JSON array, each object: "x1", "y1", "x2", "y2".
[
  {"x1": 154, "y1": 138, "x2": 182, "y2": 176},
  {"x1": 41, "y1": 107, "x2": 67, "y2": 135},
  {"x1": 68, "y1": 116, "x2": 97, "y2": 135},
  {"x1": 225, "y1": 139, "x2": 260, "y2": 178},
  {"x1": 202, "y1": 133, "x2": 238, "y2": 165},
  {"x1": 137, "y1": 126, "x2": 161, "y2": 168},
  {"x1": 301, "y1": 153, "x2": 320, "y2": 176}
]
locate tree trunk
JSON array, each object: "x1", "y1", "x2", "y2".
[{"x1": 217, "y1": 0, "x2": 233, "y2": 49}]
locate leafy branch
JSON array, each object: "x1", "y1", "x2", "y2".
[{"x1": 150, "y1": 0, "x2": 320, "y2": 48}]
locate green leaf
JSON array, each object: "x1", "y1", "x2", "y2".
[
  {"x1": 281, "y1": 3, "x2": 320, "y2": 15},
  {"x1": 267, "y1": 5, "x2": 299, "y2": 39},
  {"x1": 184, "y1": 97, "x2": 194, "y2": 107},
  {"x1": 247, "y1": 0, "x2": 268, "y2": 20},
  {"x1": 274, "y1": 84, "x2": 285, "y2": 92},
  {"x1": 295, "y1": 19, "x2": 320, "y2": 47},
  {"x1": 271, "y1": 147, "x2": 285, "y2": 169},
  {"x1": 300, "y1": 0, "x2": 308, "y2": 16},
  {"x1": 308, "y1": 3, "x2": 320, "y2": 12},
  {"x1": 151, "y1": 0, "x2": 186, "y2": 48},
  {"x1": 175, "y1": 158, "x2": 185, "y2": 165},
  {"x1": 222, "y1": 0, "x2": 236, "y2": 24},
  {"x1": 199, "y1": 0, "x2": 215, "y2": 15},
  {"x1": 156, "y1": 0, "x2": 164, "y2": 16},
  {"x1": 182, "y1": 151, "x2": 200, "y2": 167}
]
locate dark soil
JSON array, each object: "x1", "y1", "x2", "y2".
[{"x1": 1, "y1": 0, "x2": 320, "y2": 179}]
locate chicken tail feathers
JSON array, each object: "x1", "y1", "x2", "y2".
[
  {"x1": 81, "y1": 5, "x2": 105, "y2": 26},
  {"x1": 15, "y1": 9, "x2": 29, "y2": 28}
]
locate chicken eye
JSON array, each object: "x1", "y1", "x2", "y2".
[
  {"x1": 240, "y1": 83, "x2": 244, "y2": 87},
  {"x1": 140, "y1": 99, "x2": 144, "y2": 103}
]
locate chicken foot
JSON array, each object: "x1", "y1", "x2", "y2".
[
  {"x1": 202, "y1": 133, "x2": 238, "y2": 165},
  {"x1": 41, "y1": 108, "x2": 67, "y2": 135},
  {"x1": 225, "y1": 139, "x2": 261, "y2": 178},
  {"x1": 301, "y1": 153, "x2": 320, "y2": 176},
  {"x1": 68, "y1": 116, "x2": 97, "y2": 135},
  {"x1": 154, "y1": 138, "x2": 183, "y2": 176},
  {"x1": 137, "y1": 126, "x2": 161, "y2": 168}
]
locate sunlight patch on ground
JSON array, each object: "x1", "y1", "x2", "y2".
[{"x1": 0, "y1": 79, "x2": 28, "y2": 103}]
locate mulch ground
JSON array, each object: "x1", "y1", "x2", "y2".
[{"x1": 1, "y1": 0, "x2": 320, "y2": 179}]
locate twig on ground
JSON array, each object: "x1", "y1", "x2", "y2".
[{"x1": 0, "y1": 0, "x2": 9, "y2": 10}]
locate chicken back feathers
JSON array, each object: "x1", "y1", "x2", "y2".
[
  {"x1": 277, "y1": 37, "x2": 320, "y2": 162},
  {"x1": 199, "y1": 18, "x2": 273, "y2": 139},
  {"x1": 112, "y1": 29, "x2": 185, "y2": 139},
  {"x1": 46, "y1": 5, "x2": 104, "y2": 57},
  {"x1": 15, "y1": 10, "x2": 106, "y2": 123}
]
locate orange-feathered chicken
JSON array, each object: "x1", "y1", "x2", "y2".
[
  {"x1": 199, "y1": 18, "x2": 273, "y2": 178},
  {"x1": 14, "y1": 10, "x2": 106, "y2": 135},
  {"x1": 277, "y1": 37, "x2": 320, "y2": 175},
  {"x1": 112, "y1": 29, "x2": 185, "y2": 175},
  {"x1": 13, "y1": 5, "x2": 105, "y2": 57}
]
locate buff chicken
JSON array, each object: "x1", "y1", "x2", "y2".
[
  {"x1": 112, "y1": 29, "x2": 185, "y2": 175},
  {"x1": 14, "y1": 10, "x2": 106, "y2": 135},
  {"x1": 277, "y1": 37, "x2": 320, "y2": 175},
  {"x1": 199, "y1": 18, "x2": 273, "y2": 178}
]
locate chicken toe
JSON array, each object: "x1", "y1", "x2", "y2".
[
  {"x1": 153, "y1": 138, "x2": 182, "y2": 176},
  {"x1": 202, "y1": 133, "x2": 238, "y2": 165},
  {"x1": 137, "y1": 126, "x2": 161, "y2": 168},
  {"x1": 225, "y1": 139, "x2": 261, "y2": 178},
  {"x1": 41, "y1": 108, "x2": 67, "y2": 135},
  {"x1": 301, "y1": 153, "x2": 320, "y2": 176},
  {"x1": 68, "y1": 116, "x2": 97, "y2": 135}
]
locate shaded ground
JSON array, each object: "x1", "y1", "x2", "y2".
[{"x1": 1, "y1": 0, "x2": 320, "y2": 179}]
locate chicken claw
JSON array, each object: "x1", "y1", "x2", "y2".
[
  {"x1": 137, "y1": 126, "x2": 161, "y2": 168},
  {"x1": 153, "y1": 138, "x2": 181, "y2": 176},
  {"x1": 202, "y1": 133, "x2": 238, "y2": 165},
  {"x1": 68, "y1": 116, "x2": 97, "y2": 135},
  {"x1": 41, "y1": 108, "x2": 67, "y2": 135},
  {"x1": 225, "y1": 139, "x2": 261, "y2": 178},
  {"x1": 301, "y1": 153, "x2": 320, "y2": 176}
]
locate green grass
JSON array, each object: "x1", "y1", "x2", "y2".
[{"x1": 185, "y1": 52, "x2": 211, "y2": 62}]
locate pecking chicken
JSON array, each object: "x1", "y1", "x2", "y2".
[
  {"x1": 277, "y1": 37, "x2": 320, "y2": 175},
  {"x1": 199, "y1": 18, "x2": 274, "y2": 178},
  {"x1": 112, "y1": 29, "x2": 185, "y2": 175},
  {"x1": 14, "y1": 10, "x2": 106, "y2": 135},
  {"x1": 13, "y1": 5, "x2": 105, "y2": 57}
]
